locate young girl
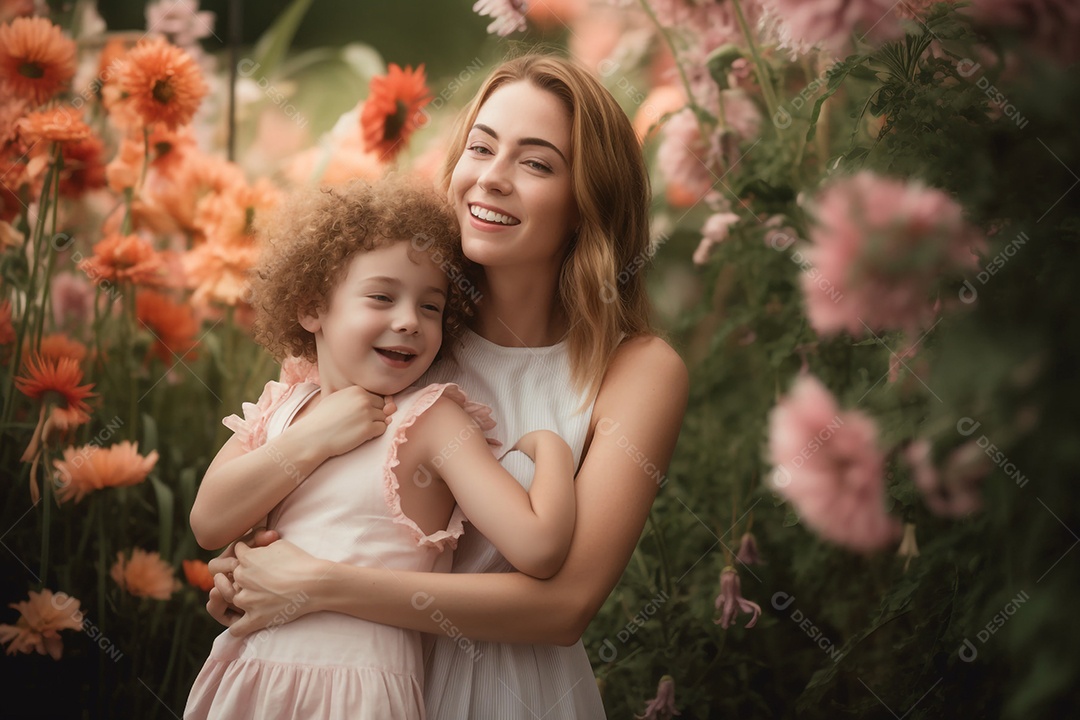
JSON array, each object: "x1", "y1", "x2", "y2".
[{"x1": 184, "y1": 177, "x2": 577, "y2": 720}]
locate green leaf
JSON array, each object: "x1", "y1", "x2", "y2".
[
  {"x1": 251, "y1": 0, "x2": 316, "y2": 81},
  {"x1": 150, "y1": 475, "x2": 175, "y2": 560},
  {"x1": 141, "y1": 412, "x2": 158, "y2": 454}
]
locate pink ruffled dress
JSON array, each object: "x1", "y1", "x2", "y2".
[{"x1": 184, "y1": 381, "x2": 492, "y2": 720}]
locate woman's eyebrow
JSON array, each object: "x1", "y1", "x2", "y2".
[{"x1": 472, "y1": 123, "x2": 568, "y2": 165}]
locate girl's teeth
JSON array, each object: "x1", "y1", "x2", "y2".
[{"x1": 470, "y1": 206, "x2": 517, "y2": 225}]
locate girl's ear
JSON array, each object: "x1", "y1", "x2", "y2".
[{"x1": 299, "y1": 311, "x2": 321, "y2": 333}]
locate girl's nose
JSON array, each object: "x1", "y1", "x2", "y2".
[{"x1": 392, "y1": 306, "x2": 420, "y2": 334}]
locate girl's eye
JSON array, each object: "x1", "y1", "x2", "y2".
[
  {"x1": 369, "y1": 294, "x2": 392, "y2": 303},
  {"x1": 421, "y1": 303, "x2": 443, "y2": 314}
]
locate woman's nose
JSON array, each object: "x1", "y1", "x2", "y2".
[{"x1": 477, "y1": 156, "x2": 512, "y2": 195}]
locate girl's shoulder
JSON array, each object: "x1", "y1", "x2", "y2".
[{"x1": 391, "y1": 383, "x2": 499, "y2": 447}]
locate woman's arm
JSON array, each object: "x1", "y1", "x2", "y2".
[
  {"x1": 190, "y1": 386, "x2": 393, "y2": 550},
  {"x1": 227, "y1": 336, "x2": 687, "y2": 644},
  {"x1": 408, "y1": 399, "x2": 576, "y2": 578}
]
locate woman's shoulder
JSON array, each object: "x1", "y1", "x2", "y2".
[{"x1": 595, "y1": 335, "x2": 688, "y2": 413}]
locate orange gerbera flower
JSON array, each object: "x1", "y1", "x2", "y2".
[
  {"x1": 182, "y1": 559, "x2": 214, "y2": 592},
  {"x1": 0, "y1": 97, "x2": 30, "y2": 146},
  {"x1": 183, "y1": 236, "x2": 260, "y2": 308},
  {"x1": 16, "y1": 105, "x2": 91, "y2": 144},
  {"x1": 111, "y1": 549, "x2": 178, "y2": 600},
  {"x1": 79, "y1": 233, "x2": 164, "y2": 286},
  {"x1": 116, "y1": 37, "x2": 207, "y2": 130},
  {"x1": 0, "y1": 589, "x2": 83, "y2": 660},
  {"x1": 33, "y1": 333, "x2": 87, "y2": 364},
  {"x1": 0, "y1": 17, "x2": 76, "y2": 106},
  {"x1": 52, "y1": 441, "x2": 158, "y2": 504},
  {"x1": 194, "y1": 178, "x2": 282, "y2": 245},
  {"x1": 136, "y1": 290, "x2": 199, "y2": 364},
  {"x1": 59, "y1": 135, "x2": 106, "y2": 197},
  {"x1": 0, "y1": 299, "x2": 13, "y2": 345},
  {"x1": 14, "y1": 354, "x2": 96, "y2": 502},
  {"x1": 151, "y1": 150, "x2": 245, "y2": 234},
  {"x1": 359, "y1": 63, "x2": 431, "y2": 161}
]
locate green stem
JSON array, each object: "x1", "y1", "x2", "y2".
[
  {"x1": 40, "y1": 447, "x2": 52, "y2": 584},
  {"x1": 636, "y1": 0, "x2": 714, "y2": 135},
  {"x1": 646, "y1": 511, "x2": 675, "y2": 603},
  {"x1": 731, "y1": 0, "x2": 782, "y2": 133},
  {"x1": 125, "y1": 288, "x2": 139, "y2": 442}
]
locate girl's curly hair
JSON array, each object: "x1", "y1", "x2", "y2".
[{"x1": 249, "y1": 175, "x2": 472, "y2": 363}]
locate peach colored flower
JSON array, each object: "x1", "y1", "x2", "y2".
[
  {"x1": 182, "y1": 559, "x2": 214, "y2": 592},
  {"x1": 761, "y1": 0, "x2": 906, "y2": 56},
  {"x1": 636, "y1": 674, "x2": 681, "y2": 719},
  {"x1": 525, "y1": 0, "x2": 584, "y2": 30},
  {"x1": 0, "y1": 17, "x2": 77, "y2": 106},
  {"x1": 59, "y1": 135, "x2": 106, "y2": 197},
  {"x1": 105, "y1": 136, "x2": 147, "y2": 194},
  {"x1": 800, "y1": 172, "x2": 984, "y2": 338},
  {"x1": 111, "y1": 548, "x2": 178, "y2": 600},
  {"x1": 473, "y1": 0, "x2": 528, "y2": 36},
  {"x1": 115, "y1": 37, "x2": 207, "y2": 130},
  {"x1": 0, "y1": 589, "x2": 83, "y2": 660},
  {"x1": 360, "y1": 63, "x2": 431, "y2": 161},
  {"x1": 136, "y1": 290, "x2": 199, "y2": 364},
  {"x1": 0, "y1": 299, "x2": 13, "y2": 345},
  {"x1": 16, "y1": 105, "x2": 91, "y2": 144},
  {"x1": 79, "y1": 233, "x2": 165, "y2": 286},
  {"x1": 150, "y1": 150, "x2": 244, "y2": 234},
  {"x1": 193, "y1": 178, "x2": 282, "y2": 246},
  {"x1": 145, "y1": 123, "x2": 196, "y2": 174},
  {"x1": 53, "y1": 441, "x2": 158, "y2": 504},
  {"x1": 768, "y1": 373, "x2": 900, "y2": 552},
  {"x1": 713, "y1": 566, "x2": 761, "y2": 629},
  {"x1": 33, "y1": 333, "x2": 87, "y2": 364},
  {"x1": 183, "y1": 236, "x2": 260, "y2": 308}
]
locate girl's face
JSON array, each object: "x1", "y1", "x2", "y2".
[
  {"x1": 450, "y1": 81, "x2": 579, "y2": 273},
  {"x1": 301, "y1": 241, "x2": 447, "y2": 396}
]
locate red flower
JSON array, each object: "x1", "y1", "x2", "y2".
[
  {"x1": 182, "y1": 560, "x2": 214, "y2": 592},
  {"x1": 359, "y1": 63, "x2": 431, "y2": 161}
]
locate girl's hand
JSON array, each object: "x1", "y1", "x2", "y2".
[
  {"x1": 300, "y1": 387, "x2": 397, "y2": 458},
  {"x1": 205, "y1": 528, "x2": 280, "y2": 626},
  {"x1": 228, "y1": 540, "x2": 329, "y2": 637},
  {"x1": 511, "y1": 429, "x2": 566, "y2": 460}
]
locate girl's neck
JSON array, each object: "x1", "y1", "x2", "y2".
[{"x1": 472, "y1": 267, "x2": 566, "y2": 347}]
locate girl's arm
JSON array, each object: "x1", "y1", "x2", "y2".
[
  {"x1": 408, "y1": 399, "x2": 576, "y2": 579},
  {"x1": 226, "y1": 336, "x2": 687, "y2": 644},
  {"x1": 190, "y1": 386, "x2": 393, "y2": 550}
]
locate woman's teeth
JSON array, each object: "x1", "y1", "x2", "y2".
[{"x1": 470, "y1": 206, "x2": 519, "y2": 225}]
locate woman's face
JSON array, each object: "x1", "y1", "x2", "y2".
[{"x1": 449, "y1": 81, "x2": 579, "y2": 273}]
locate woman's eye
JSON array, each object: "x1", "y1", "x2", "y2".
[
  {"x1": 468, "y1": 144, "x2": 493, "y2": 156},
  {"x1": 525, "y1": 159, "x2": 553, "y2": 173}
]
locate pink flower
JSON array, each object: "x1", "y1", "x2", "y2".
[
  {"x1": 658, "y1": 108, "x2": 717, "y2": 204},
  {"x1": 50, "y1": 272, "x2": 95, "y2": 330},
  {"x1": 145, "y1": 0, "x2": 215, "y2": 47},
  {"x1": 473, "y1": 0, "x2": 528, "y2": 36},
  {"x1": 905, "y1": 439, "x2": 989, "y2": 517},
  {"x1": 965, "y1": 0, "x2": 1080, "y2": 65},
  {"x1": 693, "y1": 211, "x2": 740, "y2": 265},
  {"x1": 736, "y1": 532, "x2": 762, "y2": 565},
  {"x1": 768, "y1": 374, "x2": 901, "y2": 552},
  {"x1": 761, "y1": 0, "x2": 908, "y2": 56},
  {"x1": 636, "y1": 674, "x2": 681, "y2": 720},
  {"x1": 714, "y1": 566, "x2": 761, "y2": 629},
  {"x1": 800, "y1": 172, "x2": 984, "y2": 338},
  {"x1": 0, "y1": 589, "x2": 83, "y2": 660}
]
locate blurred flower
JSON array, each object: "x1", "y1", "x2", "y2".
[
  {"x1": 34, "y1": 333, "x2": 87, "y2": 364},
  {"x1": 53, "y1": 441, "x2": 158, "y2": 504},
  {"x1": 761, "y1": 0, "x2": 906, "y2": 56},
  {"x1": 50, "y1": 272, "x2": 94, "y2": 329},
  {"x1": 79, "y1": 233, "x2": 165, "y2": 286},
  {"x1": 146, "y1": 0, "x2": 215, "y2": 47},
  {"x1": 194, "y1": 178, "x2": 281, "y2": 245},
  {"x1": 116, "y1": 37, "x2": 208, "y2": 130},
  {"x1": 0, "y1": 299, "x2": 13, "y2": 345},
  {"x1": 965, "y1": 0, "x2": 1080, "y2": 65},
  {"x1": 693, "y1": 211, "x2": 740, "y2": 265},
  {"x1": 15, "y1": 354, "x2": 95, "y2": 436},
  {"x1": 0, "y1": 17, "x2": 77, "y2": 106},
  {"x1": 145, "y1": 124, "x2": 196, "y2": 174},
  {"x1": 0, "y1": 1, "x2": 34, "y2": 25},
  {"x1": 632, "y1": 85, "x2": 686, "y2": 143},
  {"x1": 896, "y1": 522, "x2": 919, "y2": 571},
  {"x1": 58, "y1": 135, "x2": 107, "y2": 197},
  {"x1": 801, "y1": 172, "x2": 984, "y2": 338},
  {"x1": 525, "y1": 0, "x2": 584, "y2": 30},
  {"x1": 136, "y1": 290, "x2": 199, "y2": 364},
  {"x1": 183, "y1": 234, "x2": 260, "y2": 308},
  {"x1": 150, "y1": 150, "x2": 244, "y2": 234},
  {"x1": 767, "y1": 373, "x2": 900, "y2": 552},
  {"x1": 0, "y1": 97, "x2": 29, "y2": 146},
  {"x1": 0, "y1": 589, "x2": 83, "y2": 660},
  {"x1": 714, "y1": 566, "x2": 761, "y2": 629},
  {"x1": 727, "y1": 57, "x2": 756, "y2": 91},
  {"x1": 657, "y1": 108, "x2": 716, "y2": 205},
  {"x1": 736, "y1": 532, "x2": 761, "y2": 565},
  {"x1": 473, "y1": 0, "x2": 528, "y2": 36},
  {"x1": 182, "y1": 559, "x2": 214, "y2": 592},
  {"x1": 111, "y1": 548, "x2": 178, "y2": 600},
  {"x1": 905, "y1": 439, "x2": 989, "y2": 518},
  {"x1": 16, "y1": 106, "x2": 91, "y2": 144},
  {"x1": 105, "y1": 136, "x2": 147, "y2": 193},
  {"x1": 887, "y1": 335, "x2": 922, "y2": 383},
  {"x1": 721, "y1": 89, "x2": 762, "y2": 141},
  {"x1": 636, "y1": 674, "x2": 681, "y2": 719},
  {"x1": 360, "y1": 63, "x2": 431, "y2": 161}
]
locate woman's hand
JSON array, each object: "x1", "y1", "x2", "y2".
[{"x1": 227, "y1": 540, "x2": 330, "y2": 637}]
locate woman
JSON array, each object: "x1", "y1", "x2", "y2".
[{"x1": 206, "y1": 54, "x2": 688, "y2": 718}]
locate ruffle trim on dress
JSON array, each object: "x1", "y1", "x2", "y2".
[
  {"x1": 221, "y1": 380, "x2": 300, "y2": 452},
  {"x1": 383, "y1": 383, "x2": 498, "y2": 551}
]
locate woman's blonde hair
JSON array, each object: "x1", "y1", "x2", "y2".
[{"x1": 438, "y1": 53, "x2": 654, "y2": 399}]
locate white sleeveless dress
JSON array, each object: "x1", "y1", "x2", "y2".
[{"x1": 418, "y1": 329, "x2": 607, "y2": 719}]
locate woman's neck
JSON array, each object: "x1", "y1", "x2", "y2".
[{"x1": 472, "y1": 267, "x2": 566, "y2": 347}]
